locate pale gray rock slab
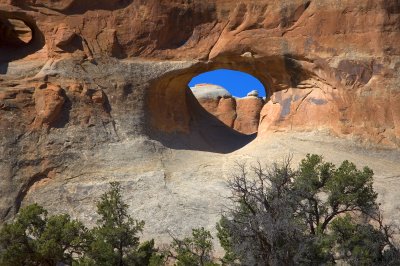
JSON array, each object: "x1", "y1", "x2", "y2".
[
  {"x1": 247, "y1": 89, "x2": 259, "y2": 97},
  {"x1": 21, "y1": 132, "x2": 400, "y2": 249},
  {"x1": 190, "y1": 84, "x2": 232, "y2": 99}
]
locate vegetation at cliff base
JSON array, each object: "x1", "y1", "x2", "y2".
[
  {"x1": 1, "y1": 155, "x2": 399, "y2": 265},
  {"x1": 168, "y1": 227, "x2": 218, "y2": 266},
  {"x1": 0, "y1": 182, "x2": 152, "y2": 266},
  {"x1": 80, "y1": 182, "x2": 149, "y2": 265},
  {"x1": 0, "y1": 203, "x2": 89, "y2": 265},
  {"x1": 216, "y1": 154, "x2": 400, "y2": 265}
]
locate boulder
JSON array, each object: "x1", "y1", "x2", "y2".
[
  {"x1": 53, "y1": 23, "x2": 77, "y2": 50},
  {"x1": 234, "y1": 97, "x2": 264, "y2": 135},
  {"x1": 216, "y1": 97, "x2": 236, "y2": 128},
  {"x1": 191, "y1": 84, "x2": 232, "y2": 99},
  {"x1": 33, "y1": 84, "x2": 65, "y2": 128},
  {"x1": 247, "y1": 90, "x2": 259, "y2": 97}
]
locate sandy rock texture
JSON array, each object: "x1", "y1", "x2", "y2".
[{"x1": 0, "y1": 0, "x2": 399, "y2": 244}]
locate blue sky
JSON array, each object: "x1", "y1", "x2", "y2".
[{"x1": 189, "y1": 69, "x2": 266, "y2": 97}]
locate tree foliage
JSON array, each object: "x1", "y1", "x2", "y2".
[
  {"x1": 331, "y1": 213, "x2": 400, "y2": 265},
  {"x1": 0, "y1": 182, "x2": 154, "y2": 266},
  {"x1": 84, "y1": 182, "x2": 146, "y2": 266},
  {"x1": 169, "y1": 227, "x2": 218, "y2": 266},
  {"x1": 295, "y1": 154, "x2": 377, "y2": 235},
  {"x1": 217, "y1": 154, "x2": 400, "y2": 265},
  {"x1": 0, "y1": 204, "x2": 89, "y2": 266}
]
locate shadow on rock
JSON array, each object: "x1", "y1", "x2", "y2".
[
  {"x1": 149, "y1": 90, "x2": 257, "y2": 154},
  {"x1": 0, "y1": 11, "x2": 46, "y2": 64}
]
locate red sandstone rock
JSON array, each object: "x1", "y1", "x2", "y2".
[
  {"x1": 68, "y1": 83, "x2": 83, "y2": 94},
  {"x1": 197, "y1": 98, "x2": 220, "y2": 115},
  {"x1": 216, "y1": 97, "x2": 236, "y2": 128},
  {"x1": 91, "y1": 90, "x2": 105, "y2": 104},
  {"x1": 33, "y1": 84, "x2": 65, "y2": 128},
  {"x1": 234, "y1": 97, "x2": 264, "y2": 135},
  {"x1": 53, "y1": 23, "x2": 76, "y2": 50},
  {"x1": 196, "y1": 94, "x2": 263, "y2": 135},
  {"x1": 0, "y1": 0, "x2": 398, "y2": 142},
  {"x1": 7, "y1": 18, "x2": 31, "y2": 43}
]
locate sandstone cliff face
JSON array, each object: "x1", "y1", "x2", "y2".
[
  {"x1": 0, "y1": 0, "x2": 400, "y2": 243},
  {"x1": 1, "y1": 0, "x2": 399, "y2": 143}
]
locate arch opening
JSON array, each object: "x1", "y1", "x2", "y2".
[
  {"x1": 0, "y1": 17, "x2": 32, "y2": 47},
  {"x1": 188, "y1": 69, "x2": 267, "y2": 135},
  {"x1": 146, "y1": 59, "x2": 277, "y2": 153},
  {"x1": 189, "y1": 69, "x2": 267, "y2": 98},
  {"x1": 0, "y1": 11, "x2": 45, "y2": 68},
  {"x1": 146, "y1": 55, "x2": 313, "y2": 153}
]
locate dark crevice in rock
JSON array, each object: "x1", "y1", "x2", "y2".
[
  {"x1": 382, "y1": 0, "x2": 400, "y2": 15},
  {"x1": 25, "y1": 0, "x2": 134, "y2": 15},
  {"x1": 0, "y1": 17, "x2": 31, "y2": 46},
  {"x1": 0, "y1": 11, "x2": 45, "y2": 63},
  {"x1": 284, "y1": 55, "x2": 307, "y2": 87},
  {"x1": 57, "y1": 34, "x2": 84, "y2": 53},
  {"x1": 51, "y1": 90, "x2": 72, "y2": 129},
  {"x1": 155, "y1": 3, "x2": 217, "y2": 50}
]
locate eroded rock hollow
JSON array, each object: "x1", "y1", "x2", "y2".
[{"x1": 0, "y1": 0, "x2": 399, "y2": 243}]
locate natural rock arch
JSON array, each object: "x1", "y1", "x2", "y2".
[
  {"x1": 0, "y1": 11, "x2": 45, "y2": 63},
  {"x1": 0, "y1": 17, "x2": 31, "y2": 46},
  {"x1": 189, "y1": 69, "x2": 267, "y2": 135},
  {"x1": 145, "y1": 55, "x2": 311, "y2": 152}
]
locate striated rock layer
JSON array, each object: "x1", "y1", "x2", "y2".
[{"x1": 0, "y1": 0, "x2": 400, "y2": 243}]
